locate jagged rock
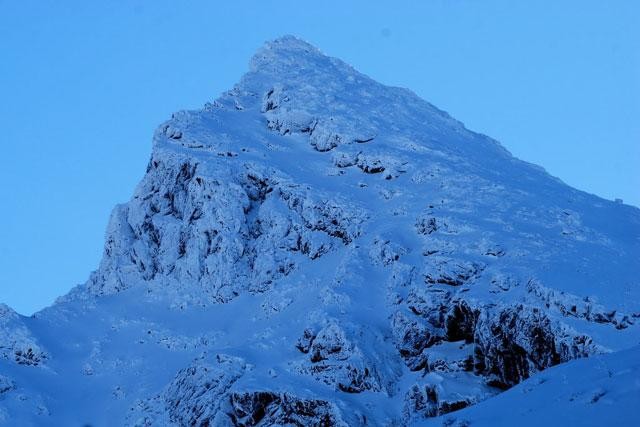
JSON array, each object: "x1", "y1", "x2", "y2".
[
  {"x1": 391, "y1": 312, "x2": 435, "y2": 371},
  {"x1": 404, "y1": 384, "x2": 439, "y2": 420},
  {"x1": 403, "y1": 384, "x2": 475, "y2": 424},
  {"x1": 445, "y1": 300, "x2": 480, "y2": 343},
  {"x1": 472, "y1": 305, "x2": 600, "y2": 389},
  {"x1": 369, "y1": 237, "x2": 406, "y2": 266},
  {"x1": 295, "y1": 323, "x2": 381, "y2": 393},
  {"x1": 415, "y1": 214, "x2": 469, "y2": 236},
  {"x1": 309, "y1": 121, "x2": 342, "y2": 152},
  {"x1": 415, "y1": 216, "x2": 439, "y2": 235},
  {"x1": 295, "y1": 328, "x2": 316, "y2": 354},
  {"x1": 332, "y1": 151, "x2": 358, "y2": 168},
  {"x1": 439, "y1": 399, "x2": 473, "y2": 415},
  {"x1": 261, "y1": 84, "x2": 289, "y2": 113},
  {"x1": 489, "y1": 273, "x2": 518, "y2": 293},
  {"x1": 87, "y1": 153, "x2": 366, "y2": 300},
  {"x1": 424, "y1": 258, "x2": 485, "y2": 287},
  {"x1": 162, "y1": 125, "x2": 183, "y2": 140},
  {"x1": 406, "y1": 287, "x2": 452, "y2": 328},
  {"x1": 14, "y1": 348, "x2": 44, "y2": 366},
  {"x1": 226, "y1": 391, "x2": 347, "y2": 426},
  {"x1": 308, "y1": 324, "x2": 349, "y2": 363},
  {"x1": 0, "y1": 304, "x2": 46, "y2": 367},
  {"x1": 87, "y1": 155, "x2": 251, "y2": 300},
  {"x1": 129, "y1": 354, "x2": 347, "y2": 427},
  {"x1": 130, "y1": 354, "x2": 247, "y2": 426},
  {"x1": 527, "y1": 281, "x2": 634, "y2": 329},
  {"x1": 404, "y1": 383, "x2": 475, "y2": 422},
  {"x1": 164, "y1": 354, "x2": 247, "y2": 426},
  {"x1": 355, "y1": 153, "x2": 385, "y2": 174},
  {"x1": 266, "y1": 109, "x2": 315, "y2": 136},
  {"x1": 556, "y1": 333, "x2": 603, "y2": 362},
  {"x1": 261, "y1": 86, "x2": 317, "y2": 137}
]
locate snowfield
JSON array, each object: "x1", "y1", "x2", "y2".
[{"x1": 1, "y1": 36, "x2": 639, "y2": 426}]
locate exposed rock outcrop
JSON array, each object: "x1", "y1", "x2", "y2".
[
  {"x1": 129, "y1": 354, "x2": 347, "y2": 426},
  {"x1": 294, "y1": 323, "x2": 381, "y2": 393},
  {"x1": 226, "y1": 391, "x2": 346, "y2": 426},
  {"x1": 0, "y1": 304, "x2": 46, "y2": 367}
]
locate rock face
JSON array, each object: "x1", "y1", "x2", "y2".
[
  {"x1": 130, "y1": 354, "x2": 346, "y2": 426},
  {"x1": 0, "y1": 305, "x2": 46, "y2": 367},
  {"x1": 1, "y1": 36, "x2": 640, "y2": 426},
  {"x1": 226, "y1": 392, "x2": 345, "y2": 427},
  {"x1": 293, "y1": 323, "x2": 382, "y2": 394},
  {"x1": 87, "y1": 155, "x2": 364, "y2": 302},
  {"x1": 472, "y1": 305, "x2": 583, "y2": 389}
]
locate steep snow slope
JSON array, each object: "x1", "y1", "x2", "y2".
[{"x1": 1, "y1": 36, "x2": 639, "y2": 426}]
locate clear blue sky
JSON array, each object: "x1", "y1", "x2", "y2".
[{"x1": 1, "y1": 1, "x2": 638, "y2": 315}]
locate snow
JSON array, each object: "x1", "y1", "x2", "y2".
[
  {"x1": 1, "y1": 35, "x2": 639, "y2": 426},
  {"x1": 420, "y1": 345, "x2": 640, "y2": 427}
]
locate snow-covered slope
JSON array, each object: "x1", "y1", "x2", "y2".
[
  {"x1": 1, "y1": 36, "x2": 639, "y2": 426},
  {"x1": 419, "y1": 345, "x2": 640, "y2": 427}
]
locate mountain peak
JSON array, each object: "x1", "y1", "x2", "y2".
[
  {"x1": 229, "y1": 35, "x2": 496, "y2": 164},
  {"x1": 249, "y1": 35, "x2": 329, "y2": 72},
  {"x1": 2, "y1": 36, "x2": 639, "y2": 426},
  {"x1": 259, "y1": 35, "x2": 322, "y2": 56}
]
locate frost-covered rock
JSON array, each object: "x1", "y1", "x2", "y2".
[
  {"x1": 527, "y1": 281, "x2": 634, "y2": 329},
  {"x1": 473, "y1": 304, "x2": 602, "y2": 389},
  {"x1": 404, "y1": 383, "x2": 440, "y2": 420},
  {"x1": 391, "y1": 311, "x2": 435, "y2": 371},
  {"x1": 130, "y1": 353, "x2": 347, "y2": 427},
  {"x1": 0, "y1": 304, "x2": 46, "y2": 367},
  {"x1": 294, "y1": 323, "x2": 382, "y2": 393},
  {"x1": 130, "y1": 354, "x2": 247, "y2": 426},
  {"x1": 225, "y1": 391, "x2": 347, "y2": 426},
  {"x1": 424, "y1": 258, "x2": 485, "y2": 287},
  {"x1": 369, "y1": 237, "x2": 407, "y2": 266},
  {"x1": 444, "y1": 300, "x2": 480, "y2": 343},
  {"x1": 164, "y1": 354, "x2": 247, "y2": 425},
  {"x1": 87, "y1": 153, "x2": 366, "y2": 300},
  {"x1": 404, "y1": 383, "x2": 476, "y2": 422}
]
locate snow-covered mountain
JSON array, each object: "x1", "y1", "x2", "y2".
[{"x1": 1, "y1": 36, "x2": 639, "y2": 426}]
